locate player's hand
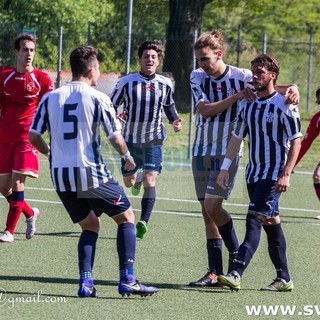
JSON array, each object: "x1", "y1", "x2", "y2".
[
  {"x1": 123, "y1": 156, "x2": 136, "y2": 171},
  {"x1": 275, "y1": 175, "x2": 290, "y2": 193},
  {"x1": 285, "y1": 86, "x2": 299, "y2": 105},
  {"x1": 172, "y1": 119, "x2": 182, "y2": 132},
  {"x1": 241, "y1": 87, "x2": 256, "y2": 103},
  {"x1": 217, "y1": 170, "x2": 230, "y2": 190}
]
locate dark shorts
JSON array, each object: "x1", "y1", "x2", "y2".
[
  {"x1": 247, "y1": 179, "x2": 281, "y2": 218},
  {"x1": 192, "y1": 155, "x2": 240, "y2": 201},
  {"x1": 56, "y1": 177, "x2": 131, "y2": 223},
  {"x1": 121, "y1": 143, "x2": 162, "y2": 176}
]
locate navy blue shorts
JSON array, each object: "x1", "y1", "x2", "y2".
[
  {"x1": 121, "y1": 144, "x2": 162, "y2": 176},
  {"x1": 56, "y1": 177, "x2": 131, "y2": 223},
  {"x1": 192, "y1": 155, "x2": 239, "y2": 201},
  {"x1": 247, "y1": 179, "x2": 281, "y2": 218}
]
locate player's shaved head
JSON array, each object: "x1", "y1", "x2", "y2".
[{"x1": 70, "y1": 46, "x2": 98, "y2": 78}]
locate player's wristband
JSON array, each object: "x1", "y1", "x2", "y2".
[
  {"x1": 220, "y1": 158, "x2": 232, "y2": 171},
  {"x1": 121, "y1": 150, "x2": 131, "y2": 161}
]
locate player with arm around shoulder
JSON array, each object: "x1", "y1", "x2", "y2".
[
  {"x1": 29, "y1": 46, "x2": 158, "y2": 298},
  {"x1": 217, "y1": 54, "x2": 301, "y2": 292}
]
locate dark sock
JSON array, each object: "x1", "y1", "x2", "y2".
[
  {"x1": 263, "y1": 223, "x2": 290, "y2": 282},
  {"x1": 218, "y1": 218, "x2": 239, "y2": 254},
  {"x1": 117, "y1": 223, "x2": 136, "y2": 282},
  {"x1": 140, "y1": 186, "x2": 156, "y2": 224},
  {"x1": 78, "y1": 230, "x2": 98, "y2": 281},
  {"x1": 314, "y1": 183, "x2": 320, "y2": 201},
  {"x1": 234, "y1": 214, "x2": 263, "y2": 277},
  {"x1": 207, "y1": 238, "x2": 223, "y2": 275}
]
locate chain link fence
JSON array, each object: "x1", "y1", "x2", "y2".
[{"x1": 1, "y1": 22, "x2": 319, "y2": 116}]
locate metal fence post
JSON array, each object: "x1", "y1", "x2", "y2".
[
  {"x1": 125, "y1": 0, "x2": 133, "y2": 75},
  {"x1": 307, "y1": 27, "x2": 314, "y2": 113},
  {"x1": 56, "y1": 26, "x2": 63, "y2": 89}
]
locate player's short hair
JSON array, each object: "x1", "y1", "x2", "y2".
[
  {"x1": 251, "y1": 54, "x2": 280, "y2": 83},
  {"x1": 69, "y1": 46, "x2": 98, "y2": 78},
  {"x1": 138, "y1": 40, "x2": 163, "y2": 60},
  {"x1": 316, "y1": 88, "x2": 320, "y2": 98},
  {"x1": 194, "y1": 29, "x2": 225, "y2": 51},
  {"x1": 14, "y1": 33, "x2": 37, "y2": 51}
]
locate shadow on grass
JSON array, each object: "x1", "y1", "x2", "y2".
[{"x1": 13, "y1": 231, "x2": 116, "y2": 240}]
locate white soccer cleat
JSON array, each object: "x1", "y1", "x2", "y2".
[
  {"x1": 0, "y1": 231, "x2": 14, "y2": 243},
  {"x1": 26, "y1": 208, "x2": 40, "y2": 240}
]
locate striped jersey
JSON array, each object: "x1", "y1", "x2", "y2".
[
  {"x1": 0, "y1": 67, "x2": 53, "y2": 143},
  {"x1": 30, "y1": 81, "x2": 122, "y2": 192},
  {"x1": 190, "y1": 65, "x2": 252, "y2": 156},
  {"x1": 111, "y1": 72, "x2": 175, "y2": 145},
  {"x1": 233, "y1": 91, "x2": 302, "y2": 183}
]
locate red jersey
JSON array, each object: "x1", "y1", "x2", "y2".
[
  {"x1": 296, "y1": 111, "x2": 320, "y2": 164},
  {"x1": 0, "y1": 68, "x2": 53, "y2": 143}
]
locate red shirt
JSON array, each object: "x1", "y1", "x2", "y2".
[
  {"x1": 0, "y1": 68, "x2": 53, "y2": 143},
  {"x1": 296, "y1": 111, "x2": 320, "y2": 164}
]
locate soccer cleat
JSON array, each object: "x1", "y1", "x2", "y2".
[
  {"x1": 78, "y1": 279, "x2": 98, "y2": 298},
  {"x1": 118, "y1": 280, "x2": 158, "y2": 297},
  {"x1": 189, "y1": 271, "x2": 222, "y2": 287},
  {"x1": 218, "y1": 271, "x2": 241, "y2": 291},
  {"x1": 260, "y1": 278, "x2": 294, "y2": 292},
  {"x1": 131, "y1": 181, "x2": 143, "y2": 196},
  {"x1": 136, "y1": 220, "x2": 148, "y2": 239},
  {"x1": 0, "y1": 231, "x2": 14, "y2": 243},
  {"x1": 26, "y1": 208, "x2": 40, "y2": 240}
]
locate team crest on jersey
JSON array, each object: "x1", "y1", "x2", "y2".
[
  {"x1": 27, "y1": 82, "x2": 35, "y2": 92},
  {"x1": 266, "y1": 112, "x2": 274, "y2": 123},
  {"x1": 227, "y1": 88, "x2": 236, "y2": 97}
]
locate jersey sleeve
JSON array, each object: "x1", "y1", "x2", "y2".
[
  {"x1": 39, "y1": 72, "x2": 54, "y2": 101},
  {"x1": 190, "y1": 70, "x2": 209, "y2": 107},
  {"x1": 30, "y1": 95, "x2": 49, "y2": 135},
  {"x1": 296, "y1": 112, "x2": 320, "y2": 164},
  {"x1": 110, "y1": 77, "x2": 125, "y2": 111}
]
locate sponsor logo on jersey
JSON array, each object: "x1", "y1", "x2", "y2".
[{"x1": 266, "y1": 112, "x2": 274, "y2": 123}]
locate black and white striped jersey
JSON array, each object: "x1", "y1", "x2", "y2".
[
  {"x1": 190, "y1": 65, "x2": 252, "y2": 157},
  {"x1": 30, "y1": 81, "x2": 122, "y2": 192},
  {"x1": 233, "y1": 91, "x2": 302, "y2": 183},
  {"x1": 111, "y1": 72, "x2": 175, "y2": 145}
]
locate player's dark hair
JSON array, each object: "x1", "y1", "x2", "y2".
[
  {"x1": 14, "y1": 33, "x2": 37, "y2": 51},
  {"x1": 251, "y1": 54, "x2": 280, "y2": 83},
  {"x1": 316, "y1": 88, "x2": 320, "y2": 98},
  {"x1": 138, "y1": 40, "x2": 163, "y2": 60},
  {"x1": 194, "y1": 29, "x2": 225, "y2": 51},
  {"x1": 70, "y1": 46, "x2": 98, "y2": 78}
]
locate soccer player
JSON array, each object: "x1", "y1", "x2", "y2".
[
  {"x1": 189, "y1": 29, "x2": 300, "y2": 287},
  {"x1": 217, "y1": 54, "x2": 301, "y2": 292},
  {"x1": 295, "y1": 88, "x2": 320, "y2": 201},
  {"x1": 0, "y1": 33, "x2": 53, "y2": 243},
  {"x1": 111, "y1": 40, "x2": 182, "y2": 239},
  {"x1": 29, "y1": 45, "x2": 158, "y2": 297}
]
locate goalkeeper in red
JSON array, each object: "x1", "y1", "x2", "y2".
[
  {"x1": 0, "y1": 33, "x2": 53, "y2": 242},
  {"x1": 295, "y1": 88, "x2": 320, "y2": 201}
]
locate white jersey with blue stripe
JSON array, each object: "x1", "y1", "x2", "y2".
[
  {"x1": 233, "y1": 91, "x2": 302, "y2": 183},
  {"x1": 190, "y1": 65, "x2": 252, "y2": 157},
  {"x1": 30, "y1": 81, "x2": 122, "y2": 192},
  {"x1": 111, "y1": 72, "x2": 175, "y2": 145}
]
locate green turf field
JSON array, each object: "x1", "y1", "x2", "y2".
[{"x1": 0, "y1": 117, "x2": 319, "y2": 320}]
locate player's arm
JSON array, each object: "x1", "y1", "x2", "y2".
[
  {"x1": 29, "y1": 131, "x2": 50, "y2": 158},
  {"x1": 275, "y1": 84, "x2": 299, "y2": 105},
  {"x1": 275, "y1": 137, "x2": 301, "y2": 193},
  {"x1": 295, "y1": 112, "x2": 320, "y2": 165},
  {"x1": 163, "y1": 104, "x2": 182, "y2": 132},
  {"x1": 217, "y1": 135, "x2": 243, "y2": 190},
  {"x1": 197, "y1": 88, "x2": 255, "y2": 119},
  {"x1": 108, "y1": 133, "x2": 136, "y2": 171}
]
